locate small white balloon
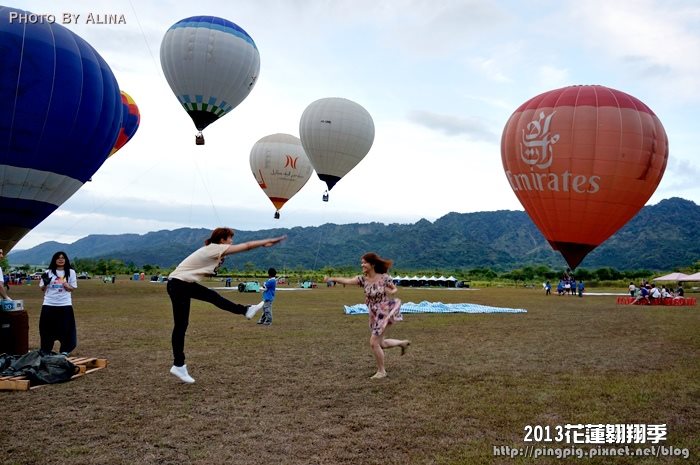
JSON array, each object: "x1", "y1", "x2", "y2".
[{"x1": 299, "y1": 98, "x2": 374, "y2": 196}]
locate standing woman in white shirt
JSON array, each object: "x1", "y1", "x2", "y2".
[
  {"x1": 0, "y1": 248, "x2": 11, "y2": 300},
  {"x1": 167, "y1": 227, "x2": 286, "y2": 384},
  {"x1": 39, "y1": 251, "x2": 78, "y2": 356}
]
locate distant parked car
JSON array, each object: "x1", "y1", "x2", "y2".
[
  {"x1": 237, "y1": 281, "x2": 260, "y2": 292},
  {"x1": 300, "y1": 281, "x2": 316, "y2": 289},
  {"x1": 77, "y1": 272, "x2": 92, "y2": 280}
]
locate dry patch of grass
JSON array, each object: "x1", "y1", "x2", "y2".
[{"x1": 1, "y1": 282, "x2": 697, "y2": 464}]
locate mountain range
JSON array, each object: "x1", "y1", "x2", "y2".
[{"x1": 7, "y1": 197, "x2": 700, "y2": 272}]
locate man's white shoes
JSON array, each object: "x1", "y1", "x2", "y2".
[
  {"x1": 246, "y1": 301, "x2": 265, "y2": 320},
  {"x1": 170, "y1": 364, "x2": 195, "y2": 384}
]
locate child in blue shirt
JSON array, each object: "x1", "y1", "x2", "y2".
[{"x1": 258, "y1": 267, "x2": 277, "y2": 325}]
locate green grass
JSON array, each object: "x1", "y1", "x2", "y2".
[{"x1": 1, "y1": 280, "x2": 698, "y2": 465}]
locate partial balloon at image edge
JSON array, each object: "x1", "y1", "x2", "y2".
[{"x1": 0, "y1": 6, "x2": 123, "y2": 254}]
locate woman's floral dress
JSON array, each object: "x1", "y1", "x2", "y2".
[{"x1": 357, "y1": 274, "x2": 402, "y2": 336}]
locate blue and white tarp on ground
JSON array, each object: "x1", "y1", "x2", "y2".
[{"x1": 343, "y1": 301, "x2": 527, "y2": 315}]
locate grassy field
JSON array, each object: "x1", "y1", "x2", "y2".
[{"x1": 1, "y1": 279, "x2": 698, "y2": 465}]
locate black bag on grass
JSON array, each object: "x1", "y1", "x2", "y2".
[
  {"x1": 0, "y1": 350, "x2": 77, "y2": 385},
  {"x1": 0, "y1": 353, "x2": 15, "y2": 372}
]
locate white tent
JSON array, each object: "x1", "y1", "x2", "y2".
[
  {"x1": 652, "y1": 272, "x2": 690, "y2": 281},
  {"x1": 680, "y1": 272, "x2": 700, "y2": 281}
]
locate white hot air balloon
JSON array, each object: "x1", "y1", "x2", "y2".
[
  {"x1": 250, "y1": 134, "x2": 314, "y2": 218},
  {"x1": 299, "y1": 98, "x2": 374, "y2": 201},
  {"x1": 160, "y1": 16, "x2": 260, "y2": 145}
]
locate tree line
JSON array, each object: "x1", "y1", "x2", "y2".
[{"x1": 5, "y1": 256, "x2": 698, "y2": 288}]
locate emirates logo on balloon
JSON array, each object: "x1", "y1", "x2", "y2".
[
  {"x1": 505, "y1": 108, "x2": 601, "y2": 196},
  {"x1": 520, "y1": 111, "x2": 559, "y2": 169}
]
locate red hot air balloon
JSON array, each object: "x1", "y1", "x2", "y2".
[{"x1": 500, "y1": 85, "x2": 668, "y2": 269}]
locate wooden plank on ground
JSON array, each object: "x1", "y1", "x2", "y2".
[{"x1": 0, "y1": 376, "x2": 30, "y2": 391}]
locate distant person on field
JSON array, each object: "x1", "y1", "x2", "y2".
[
  {"x1": 649, "y1": 283, "x2": 661, "y2": 300},
  {"x1": 324, "y1": 252, "x2": 410, "y2": 380},
  {"x1": 675, "y1": 284, "x2": 684, "y2": 297},
  {"x1": 257, "y1": 267, "x2": 277, "y2": 326},
  {"x1": 0, "y1": 249, "x2": 11, "y2": 299},
  {"x1": 628, "y1": 282, "x2": 636, "y2": 297},
  {"x1": 39, "y1": 251, "x2": 78, "y2": 356},
  {"x1": 630, "y1": 285, "x2": 650, "y2": 305},
  {"x1": 660, "y1": 286, "x2": 673, "y2": 299},
  {"x1": 544, "y1": 281, "x2": 551, "y2": 296},
  {"x1": 167, "y1": 227, "x2": 286, "y2": 384},
  {"x1": 577, "y1": 280, "x2": 585, "y2": 297}
]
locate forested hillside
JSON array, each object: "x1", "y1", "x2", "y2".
[{"x1": 8, "y1": 198, "x2": 699, "y2": 272}]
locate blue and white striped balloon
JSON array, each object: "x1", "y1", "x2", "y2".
[{"x1": 160, "y1": 16, "x2": 260, "y2": 141}]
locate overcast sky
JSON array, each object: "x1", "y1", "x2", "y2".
[{"x1": 9, "y1": 0, "x2": 700, "y2": 250}]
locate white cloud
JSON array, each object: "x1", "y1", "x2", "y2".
[
  {"x1": 566, "y1": 0, "x2": 700, "y2": 101},
  {"x1": 406, "y1": 110, "x2": 499, "y2": 141}
]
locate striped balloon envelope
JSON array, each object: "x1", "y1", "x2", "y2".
[
  {"x1": 0, "y1": 6, "x2": 122, "y2": 253},
  {"x1": 160, "y1": 16, "x2": 260, "y2": 144},
  {"x1": 109, "y1": 91, "x2": 141, "y2": 157},
  {"x1": 249, "y1": 134, "x2": 314, "y2": 219},
  {"x1": 501, "y1": 85, "x2": 668, "y2": 269}
]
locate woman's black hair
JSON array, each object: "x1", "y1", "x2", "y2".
[{"x1": 48, "y1": 251, "x2": 72, "y2": 276}]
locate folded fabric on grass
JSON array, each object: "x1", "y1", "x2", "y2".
[{"x1": 344, "y1": 301, "x2": 527, "y2": 315}]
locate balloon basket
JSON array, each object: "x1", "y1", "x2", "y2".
[
  {"x1": 322, "y1": 191, "x2": 329, "y2": 202},
  {"x1": 274, "y1": 211, "x2": 280, "y2": 219},
  {"x1": 195, "y1": 133, "x2": 205, "y2": 145}
]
